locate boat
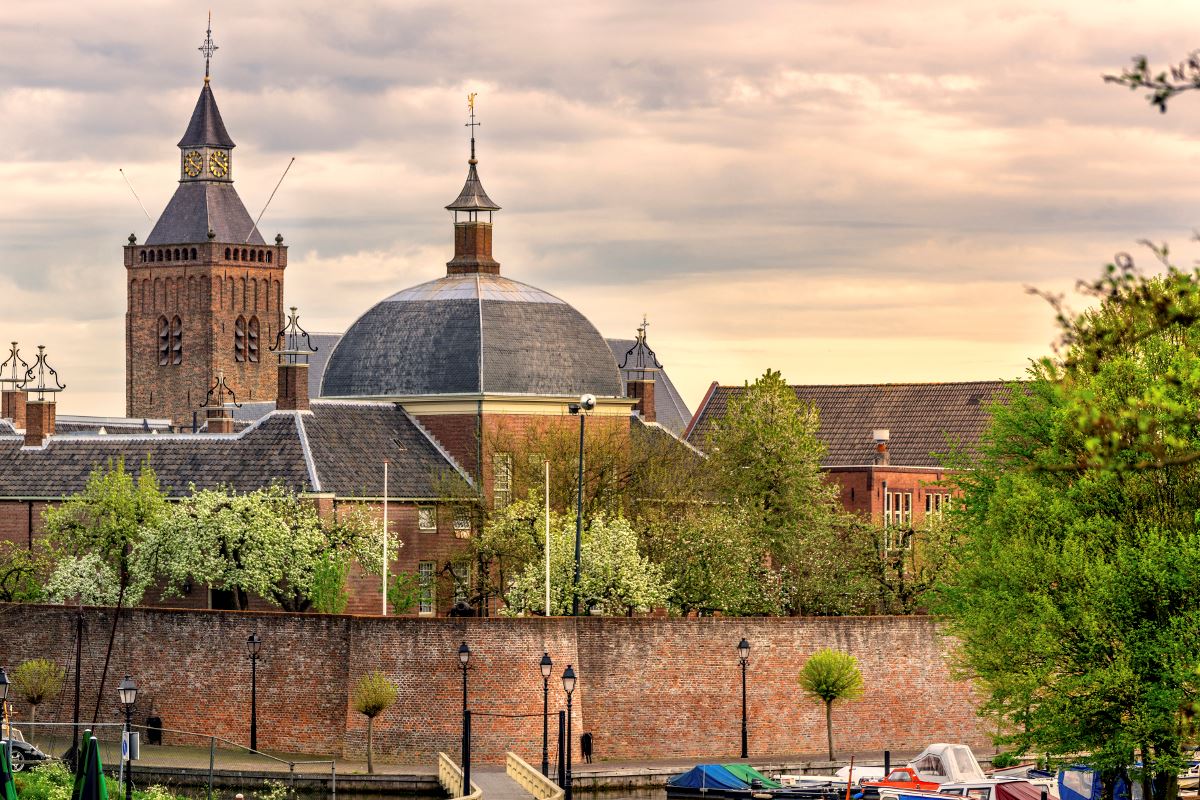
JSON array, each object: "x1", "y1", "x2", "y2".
[
  {"x1": 875, "y1": 780, "x2": 1045, "y2": 800},
  {"x1": 666, "y1": 764, "x2": 854, "y2": 800}
]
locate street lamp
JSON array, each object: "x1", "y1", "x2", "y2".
[
  {"x1": 737, "y1": 638, "x2": 750, "y2": 759},
  {"x1": 118, "y1": 675, "x2": 138, "y2": 800},
  {"x1": 540, "y1": 652, "x2": 553, "y2": 776},
  {"x1": 246, "y1": 632, "x2": 262, "y2": 751},
  {"x1": 568, "y1": 394, "x2": 595, "y2": 616},
  {"x1": 562, "y1": 665, "x2": 577, "y2": 800},
  {"x1": 458, "y1": 642, "x2": 471, "y2": 794}
]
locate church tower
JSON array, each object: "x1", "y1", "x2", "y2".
[{"x1": 125, "y1": 18, "x2": 286, "y2": 426}]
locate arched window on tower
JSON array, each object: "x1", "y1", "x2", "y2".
[
  {"x1": 235, "y1": 315, "x2": 246, "y2": 362},
  {"x1": 191, "y1": 247, "x2": 198, "y2": 259},
  {"x1": 225, "y1": 247, "x2": 232, "y2": 260},
  {"x1": 266, "y1": 251, "x2": 272, "y2": 264},
  {"x1": 157, "y1": 316, "x2": 170, "y2": 365},
  {"x1": 170, "y1": 316, "x2": 183, "y2": 365},
  {"x1": 248, "y1": 316, "x2": 260, "y2": 363}
]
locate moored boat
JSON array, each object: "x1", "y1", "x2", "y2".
[{"x1": 667, "y1": 764, "x2": 853, "y2": 800}]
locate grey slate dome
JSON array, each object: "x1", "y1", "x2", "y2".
[{"x1": 320, "y1": 274, "x2": 623, "y2": 398}]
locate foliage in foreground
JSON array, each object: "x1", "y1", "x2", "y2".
[
  {"x1": 14, "y1": 762, "x2": 185, "y2": 800},
  {"x1": 936, "y1": 263, "x2": 1200, "y2": 799}
]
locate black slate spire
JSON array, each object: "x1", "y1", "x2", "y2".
[
  {"x1": 446, "y1": 93, "x2": 500, "y2": 212},
  {"x1": 178, "y1": 83, "x2": 235, "y2": 149}
]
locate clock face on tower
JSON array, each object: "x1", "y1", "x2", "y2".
[
  {"x1": 183, "y1": 150, "x2": 203, "y2": 178},
  {"x1": 209, "y1": 150, "x2": 229, "y2": 178}
]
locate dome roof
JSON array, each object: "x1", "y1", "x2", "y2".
[{"x1": 320, "y1": 274, "x2": 623, "y2": 399}]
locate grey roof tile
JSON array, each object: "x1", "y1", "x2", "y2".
[
  {"x1": 445, "y1": 162, "x2": 500, "y2": 211},
  {"x1": 146, "y1": 182, "x2": 265, "y2": 245},
  {"x1": 178, "y1": 83, "x2": 235, "y2": 148},
  {"x1": 685, "y1": 381, "x2": 1014, "y2": 468}
]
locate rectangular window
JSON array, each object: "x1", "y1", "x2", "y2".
[
  {"x1": 418, "y1": 507, "x2": 436, "y2": 531},
  {"x1": 883, "y1": 491, "x2": 913, "y2": 547},
  {"x1": 453, "y1": 508, "x2": 472, "y2": 538},
  {"x1": 418, "y1": 561, "x2": 435, "y2": 615},
  {"x1": 493, "y1": 452, "x2": 513, "y2": 509}
]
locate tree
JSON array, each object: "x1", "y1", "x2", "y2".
[
  {"x1": 0, "y1": 540, "x2": 53, "y2": 603},
  {"x1": 1106, "y1": 51, "x2": 1200, "y2": 113},
  {"x1": 935, "y1": 274, "x2": 1200, "y2": 798},
  {"x1": 10, "y1": 659, "x2": 65, "y2": 742},
  {"x1": 705, "y1": 369, "x2": 873, "y2": 614},
  {"x1": 42, "y1": 458, "x2": 169, "y2": 724},
  {"x1": 797, "y1": 649, "x2": 864, "y2": 761},
  {"x1": 151, "y1": 486, "x2": 393, "y2": 612},
  {"x1": 352, "y1": 671, "x2": 398, "y2": 774},
  {"x1": 505, "y1": 513, "x2": 670, "y2": 616}
]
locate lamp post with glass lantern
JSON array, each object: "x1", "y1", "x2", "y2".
[
  {"x1": 118, "y1": 675, "x2": 138, "y2": 800},
  {"x1": 458, "y1": 642, "x2": 471, "y2": 794},
  {"x1": 737, "y1": 638, "x2": 750, "y2": 758},
  {"x1": 540, "y1": 652, "x2": 553, "y2": 776},
  {"x1": 247, "y1": 632, "x2": 262, "y2": 751},
  {"x1": 562, "y1": 665, "x2": 577, "y2": 800},
  {"x1": 567, "y1": 394, "x2": 595, "y2": 616}
]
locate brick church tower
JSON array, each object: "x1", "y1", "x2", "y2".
[{"x1": 125, "y1": 20, "x2": 285, "y2": 427}]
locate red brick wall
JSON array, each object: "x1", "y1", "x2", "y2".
[{"x1": 0, "y1": 606, "x2": 989, "y2": 766}]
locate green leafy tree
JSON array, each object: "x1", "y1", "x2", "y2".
[
  {"x1": 388, "y1": 571, "x2": 422, "y2": 615},
  {"x1": 150, "y1": 486, "x2": 394, "y2": 612},
  {"x1": 505, "y1": 513, "x2": 670, "y2": 616},
  {"x1": 0, "y1": 540, "x2": 53, "y2": 603},
  {"x1": 41, "y1": 458, "x2": 169, "y2": 724},
  {"x1": 1106, "y1": 51, "x2": 1200, "y2": 113},
  {"x1": 10, "y1": 659, "x2": 65, "y2": 741},
  {"x1": 936, "y1": 273, "x2": 1200, "y2": 798},
  {"x1": 797, "y1": 649, "x2": 864, "y2": 760},
  {"x1": 352, "y1": 671, "x2": 398, "y2": 773},
  {"x1": 705, "y1": 369, "x2": 874, "y2": 614}
]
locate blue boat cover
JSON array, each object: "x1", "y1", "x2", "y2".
[{"x1": 669, "y1": 765, "x2": 751, "y2": 791}]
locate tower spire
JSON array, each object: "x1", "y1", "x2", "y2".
[
  {"x1": 445, "y1": 93, "x2": 501, "y2": 275},
  {"x1": 467, "y1": 92, "x2": 480, "y2": 164},
  {"x1": 199, "y1": 11, "x2": 218, "y2": 83}
]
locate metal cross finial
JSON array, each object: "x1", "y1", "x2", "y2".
[
  {"x1": 17, "y1": 345, "x2": 66, "y2": 401},
  {"x1": 271, "y1": 306, "x2": 319, "y2": 365},
  {"x1": 466, "y1": 92, "x2": 480, "y2": 163},
  {"x1": 200, "y1": 371, "x2": 241, "y2": 409},
  {"x1": 199, "y1": 11, "x2": 218, "y2": 81}
]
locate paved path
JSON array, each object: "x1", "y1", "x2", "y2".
[{"x1": 473, "y1": 766, "x2": 538, "y2": 800}]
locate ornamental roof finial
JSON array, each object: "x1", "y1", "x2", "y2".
[{"x1": 199, "y1": 11, "x2": 219, "y2": 83}]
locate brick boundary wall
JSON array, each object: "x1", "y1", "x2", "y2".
[{"x1": 0, "y1": 605, "x2": 989, "y2": 765}]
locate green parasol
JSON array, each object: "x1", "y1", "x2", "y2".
[
  {"x1": 0, "y1": 737, "x2": 17, "y2": 800},
  {"x1": 71, "y1": 732, "x2": 107, "y2": 800}
]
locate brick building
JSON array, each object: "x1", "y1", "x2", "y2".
[
  {"x1": 0, "y1": 35, "x2": 692, "y2": 615},
  {"x1": 684, "y1": 380, "x2": 1012, "y2": 528}
]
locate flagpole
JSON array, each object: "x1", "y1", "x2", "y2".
[
  {"x1": 383, "y1": 459, "x2": 389, "y2": 616},
  {"x1": 545, "y1": 459, "x2": 551, "y2": 616}
]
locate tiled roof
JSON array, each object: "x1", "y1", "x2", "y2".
[
  {"x1": 308, "y1": 333, "x2": 342, "y2": 398},
  {"x1": 607, "y1": 338, "x2": 692, "y2": 436},
  {"x1": 445, "y1": 161, "x2": 500, "y2": 211},
  {"x1": 146, "y1": 181, "x2": 265, "y2": 245},
  {"x1": 321, "y1": 274, "x2": 622, "y2": 399},
  {"x1": 178, "y1": 83, "x2": 235, "y2": 148},
  {"x1": 0, "y1": 402, "x2": 463, "y2": 500},
  {"x1": 685, "y1": 381, "x2": 1014, "y2": 468}
]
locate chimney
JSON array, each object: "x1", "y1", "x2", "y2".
[
  {"x1": 0, "y1": 342, "x2": 29, "y2": 428},
  {"x1": 200, "y1": 372, "x2": 240, "y2": 435},
  {"x1": 873, "y1": 429, "x2": 890, "y2": 466},
  {"x1": 25, "y1": 400, "x2": 56, "y2": 447},
  {"x1": 272, "y1": 307, "x2": 316, "y2": 412},
  {"x1": 18, "y1": 345, "x2": 65, "y2": 447},
  {"x1": 620, "y1": 317, "x2": 663, "y2": 424}
]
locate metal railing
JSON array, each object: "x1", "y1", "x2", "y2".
[
  {"x1": 6, "y1": 720, "x2": 337, "y2": 800},
  {"x1": 438, "y1": 751, "x2": 483, "y2": 800},
  {"x1": 506, "y1": 751, "x2": 563, "y2": 800}
]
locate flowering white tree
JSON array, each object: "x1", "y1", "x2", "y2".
[
  {"x1": 148, "y1": 485, "x2": 394, "y2": 612},
  {"x1": 505, "y1": 513, "x2": 670, "y2": 616}
]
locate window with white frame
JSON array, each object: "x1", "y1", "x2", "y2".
[
  {"x1": 418, "y1": 560, "x2": 435, "y2": 615},
  {"x1": 493, "y1": 452, "x2": 513, "y2": 509},
  {"x1": 925, "y1": 492, "x2": 949, "y2": 516},
  {"x1": 453, "y1": 508, "x2": 472, "y2": 538},
  {"x1": 418, "y1": 506, "x2": 436, "y2": 531},
  {"x1": 884, "y1": 490, "x2": 913, "y2": 527}
]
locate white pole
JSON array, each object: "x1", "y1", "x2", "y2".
[
  {"x1": 545, "y1": 459, "x2": 551, "y2": 616},
  {"x1": 383, "y1": 460, "x2": 389, "y2": 616}
]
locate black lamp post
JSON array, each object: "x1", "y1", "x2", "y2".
[
  {"x1": 540, "y1": 652, "x2": 553, "y2": 776},
  {"x1": 458, "y1": 642, "x2": 471, "y2": 794},
  {"x1": 562, "y1": 665, "x2": 577, "y2": 800},
  {"x1": 118, "y1": 675, "x2": 138, "y2": 800},
  {"x1": 568, "y1": 395, "x2": 594, "y2": 616},
  {"x1": 737, "y1": 638, "x2": 750, "y2": 759},
  {"x1": 246, "y1": 632, "x2": 262, "y2": 752}
]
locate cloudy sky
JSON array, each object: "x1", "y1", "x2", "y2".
[{"x1": 2, "y1": 0, "x2": 1199, "y2": 416}]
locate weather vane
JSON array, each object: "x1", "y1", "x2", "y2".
[
  {"x1": 199, "y1": 11, "x2": 218, "y2": 81},
  {"x1": 466, "y1": 92, "x2": 480, "y2": 162}
]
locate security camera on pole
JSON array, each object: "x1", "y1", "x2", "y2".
[{"x1": 568, "y1": 394, "x2": 596, "y2": 617}]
